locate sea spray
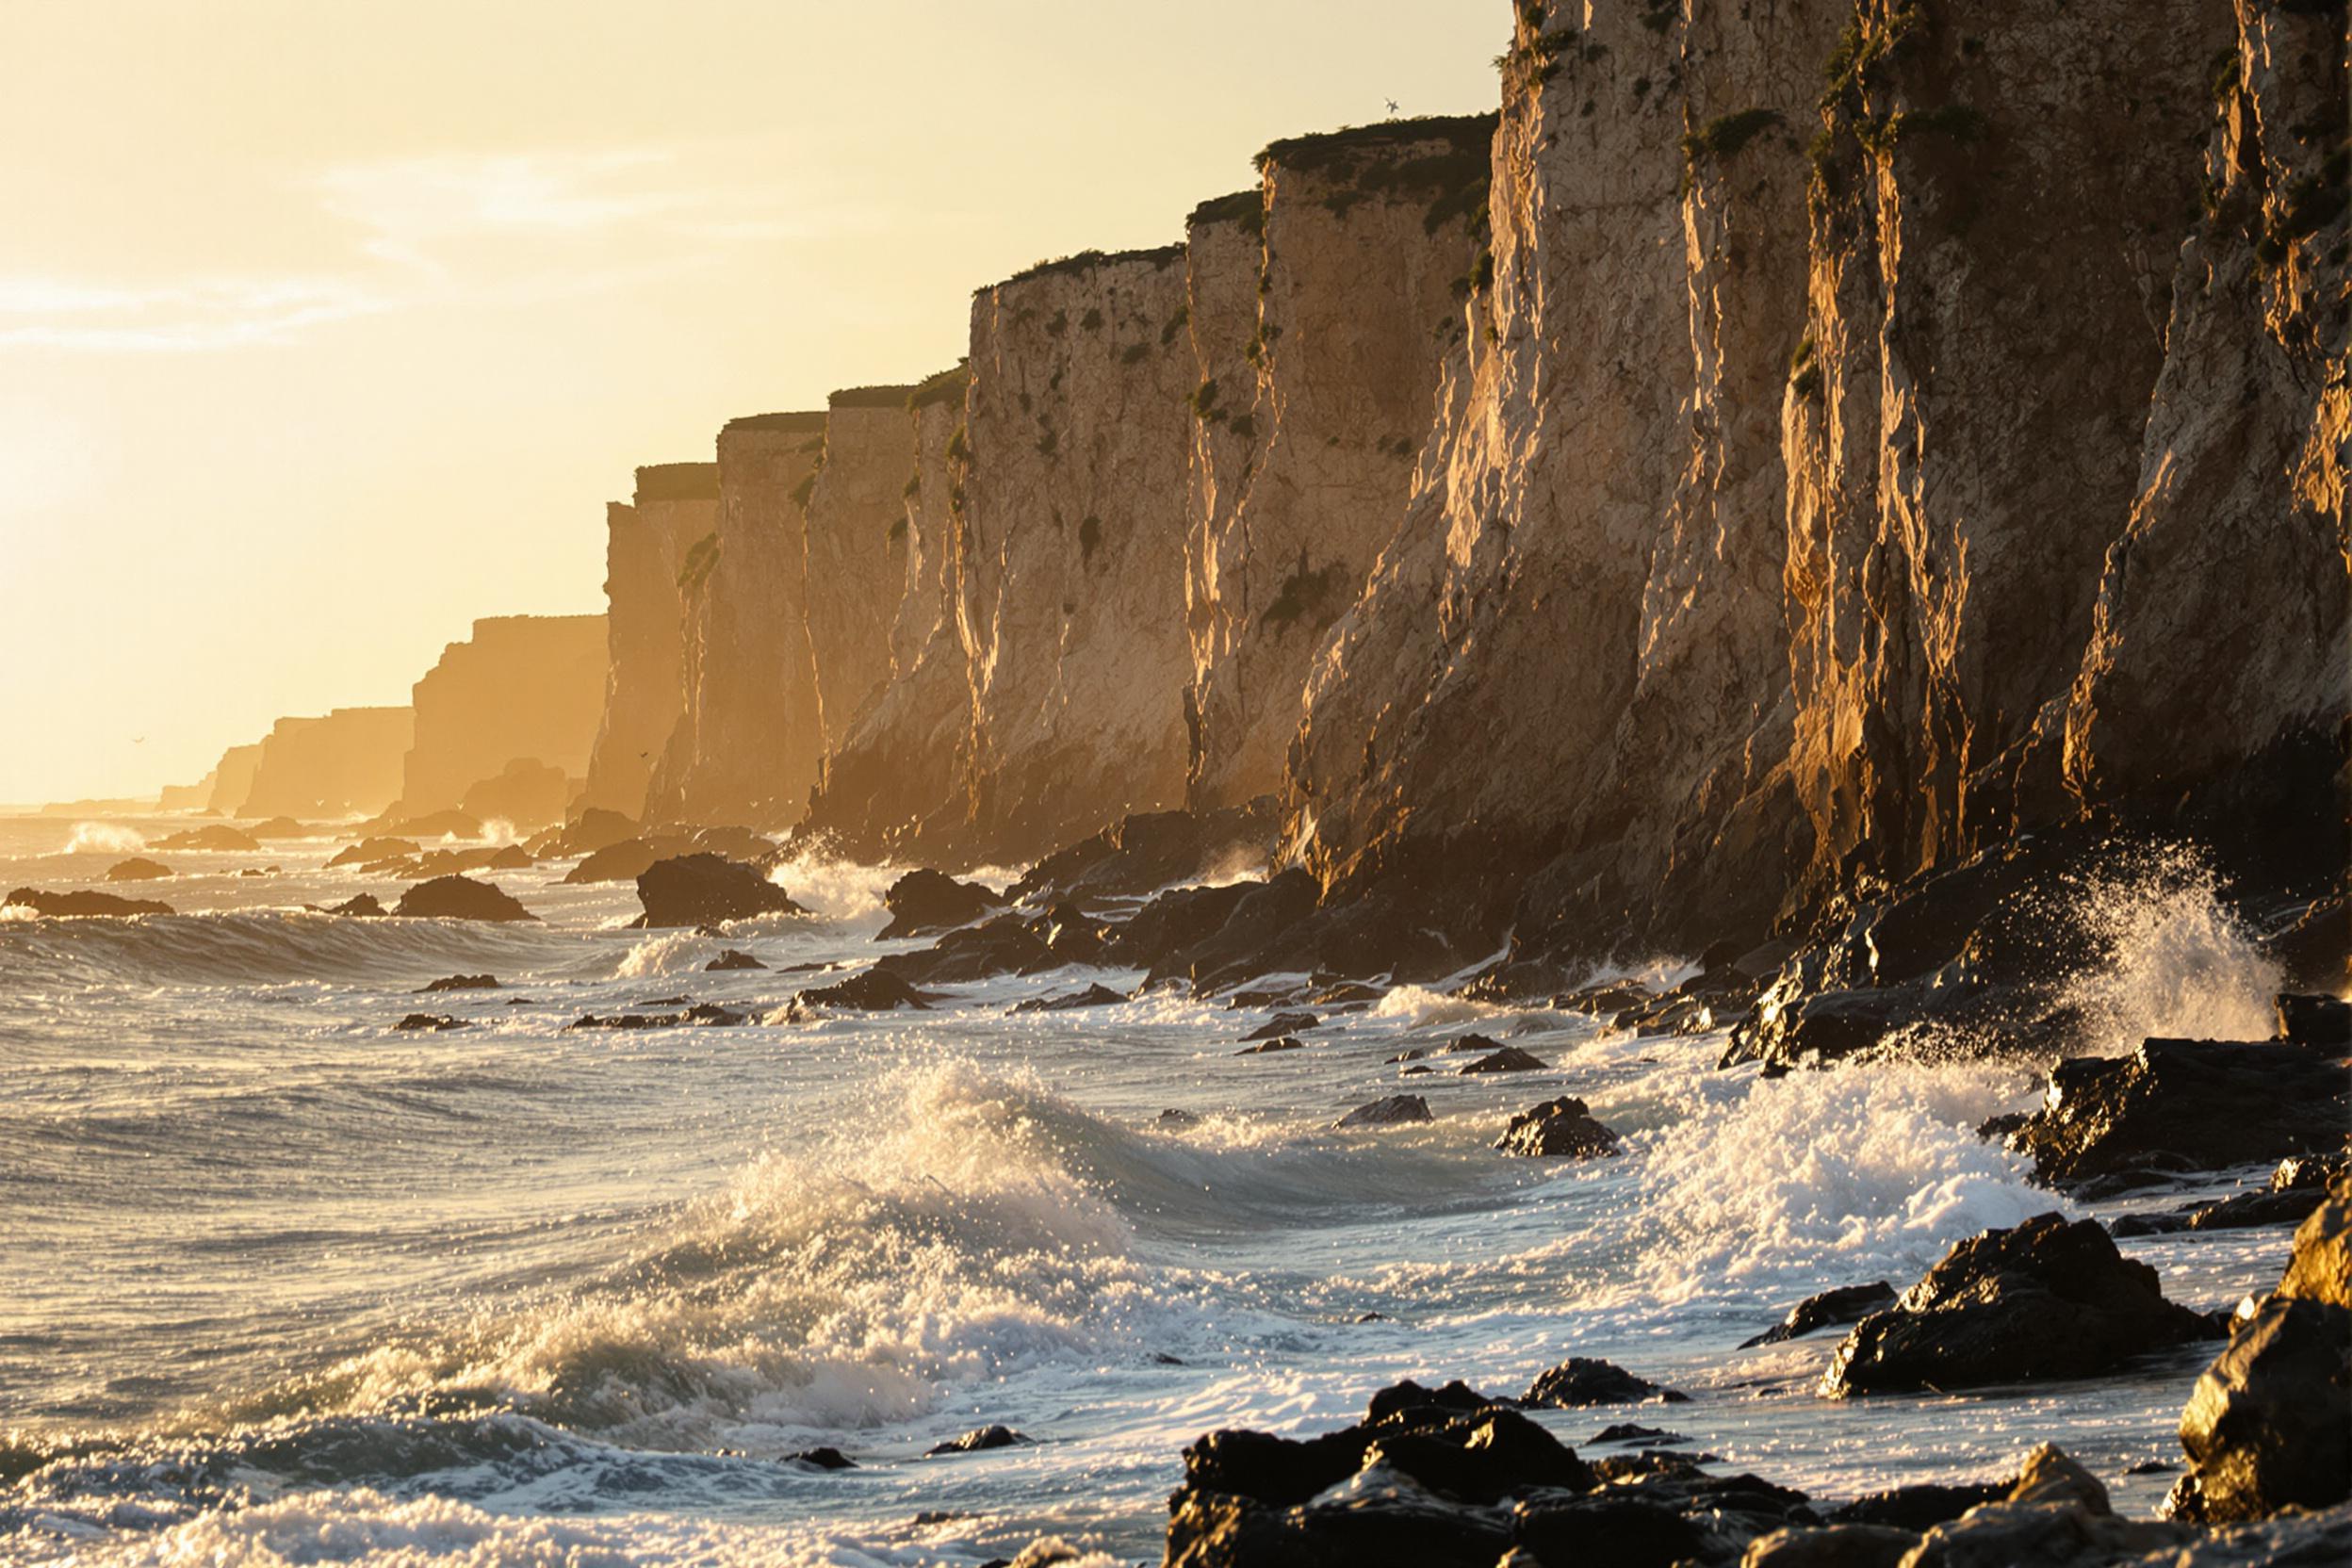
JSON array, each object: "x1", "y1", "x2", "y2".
[
  {"x1": 2058, "y1": 845, "x2": 2283, "y2": 1054},
  {"x1": 64, "y1": 822, "x2": 147, "y2": 855}
]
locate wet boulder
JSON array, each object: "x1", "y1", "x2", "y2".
[
  {"x1": 925, "y1": 1424, "x2": 1030, "y2": 1456},
  {"x1": 874, "y1": 915, "x2": 1053, "y2": 985},
  {"x1": 1823, "y1": 1478, "x2": 2008, "y2": 1531},
  {"x1": 1494, "y1": 1097, "x2": 1620, "y2": 1158},
  {"x1": 1242, "y1": 1010, "x2": 1319, "y2": 1041},
  {"x1": 1460, "y1": 1046, "x2": 1546, "y2": 1074},
  {"x1": 2167, "y1": 1175, "x2": 2352, "y2": 1523},
  {"x1": 394, "y1": 875, "x2": 536, "y2": 923},
  {"x1": 633, "y1": 854, "x2": 805, "y2": 928},
  {"x1": 2277, "y1": 992, "x2": 2351, "y2": 1050},
  {"x1": 321, "y1": 893, "x2": 385, "y2": 918},
  {"x1": 326, "y1": 837, "x2": 418, "y2": 868},
  {"x1": 5, "y1": 887, "x2": 174, "y2": 918},
  {"x1": 1821, "y1": 1213, "x2": 2216, "y2": 1397},
  {"x1": 562, "y1": 835, "x2": 694, "y2": 885},
  {"x1": 417, "y1": 973, "x2": 499, "y2": 992},
  {"x1": 1148, "y1": 867, "x2": 1321, "y2": 990},
  {"x1": 1235, "y1": 1036, "x2": 1306, "y2": 1055},
  {"x1": 564, "y1": 1004, "x2": 746, "y2": 1030},
  {"x1": 1336, "y1": 1095, "x2": 1432, "y2": 1130},
  {"x1": 1993, "y1": 1038, "x2": 2348, "y2": 1189},
  {"x1": 703, "y1": 949, "x2": 766, "y2": 972},
  {"x1": 875, "y1": 868, "x2": 1004, "y2": 939},
  {"x1": 787, "y1": 1446, "x2": 856, "y2": 1470},
  {"x1": 394, "y1": 1013, "x2": 467, "y2": 1032},
  {"x1": 530, "y1": 808, "x2": 639, "y2": 859},
  {"x1": 1011, "y1": 800, "x2": 1274, "y2": 905},
  {"x1": 785, "y1": 969, "x2": 936, "y2": 1019},
  {"x1": 1010, "y1": 983, "x2": 1125, "y2": 1014},
  {"x1": 1104, "y1": 880, "x2": 1257, "y2": 971},
  {"x1": 103, "y1": 858, "x2": 172, "y2": 882},
  {"x1": 1740, "y1": 1283, "x2": 1898, "y2": 1349},
  {"x1": 154, "y1": 825, "x2": 260, "y2": 852},
  {"x1": 1522, "y1": 1358, "x2": 1689, "y2": 1408}
]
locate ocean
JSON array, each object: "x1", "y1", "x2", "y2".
[{"x1": 0, "y1": 814, "x2": 2295, "y2": 1564}]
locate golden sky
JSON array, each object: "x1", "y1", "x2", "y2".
[{"x1": 0, "y1": 1, "x2": 1500, "y2": 807}]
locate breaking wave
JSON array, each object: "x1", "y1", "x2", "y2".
[
  {"x1": 63, "y1": 821, "x2": 147, "y2": 855},
  {"x1": 2060, "y1": 846, "x2": 2284, "y2": 1054}
]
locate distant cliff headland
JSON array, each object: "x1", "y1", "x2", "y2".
[{"x1": 152, "y1": 0, "x2": 2342, "y2": 1012}]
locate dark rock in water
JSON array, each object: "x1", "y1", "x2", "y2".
[
  {"x1": 237, "y1": 867, "x2": 281, "y2": 878},
  {"x1": 394, "y1": 1013, "x2": 467, "y2": 1032},
  {"x1": 1513, "y1": 1462, "x2": 1813, "y2": 1564},
  {"x1": 786, "y1": 970, "x2": 935, "y2": 1019},
  {"x1": 1589, "y1": 1424, "x2": 1688, "y2": 1446},
  {"x1": 1821, "y1": 1213, "x2": 2216, "y2": 1397},
  {"x1": 394, "y1": 875, "x2": 536, "y2": 923},
  {"x1": 327, "y1": 838, "x2": 418, "y2": 868},
  {"x1": 1235, "y1": 1036, "x2": 1306, "y2": 1055},
  {"x1": 2127, "y1": 1459, "x2": 2177, "y2": 1475},
  {"x1": 2167, "y1": 1174, "x2": 2351, "y2": 1523},
  {"x1": 1993, "y1": 1038, "x2": 2347, "y2": 1188},
  {"x1": 153, "y1": 825, "x2": 260, "y2": 852},
  {"x1": 2277, "y1": 992, "x2": 2351, "y2": 1050},
  {"x1": 565, "y1": 1004, "x2": 746, "y2": 1031},
  {"x1": 1743, "y1": 1521, "x2": 1919, "y2": 1565},
  {"x1": 322, "y1": 893, "x2": 385, "y2": 918},
  {"x1": 104, "y1": 858, "x2": 172, "y2": 882},
  {"x1": 418, "y1": 973, "x2": 499, "y2": 993},
  {"x1": 787, "y1": 1446, "x2": 855, "y2": 1470},
  {"x1": 688, "y1": 825, "x2": 777, "y2": 865},
  {"x1": 1363, "y1": 1379, "x2": 1500, "y2": 1423},
  {"x1": 532, "y1": 808, "x2": 640, "y2": 860},
  {"x1": 2272, "y1": 1152, "x2": 2349, "y2": 1192},
  {"x1": 876, "y1": 868, "x2": 1004, "y2": 939},
  {"x1": 925, "y1": 1424, "x2": 1030, "y2": 1456},
  {"x1": 1148, "y1": 867, "x2": 1322, "y2": 990},
  {"x1": 2114, "y1": 1184, "x2": 2331, "y2": 1238},
  {"x1": 1157, "y1": 1108, "x2": 1201, "y2": 1128},
  {"x1": 1012, "y1": 800, "x2": 1275, "y2": 905},
  {"x1": 704, "y1": 949, "x2": 766, "y2": 972},
  {"x1": 1387, "y1": 1047, "x2": 1429, "y2": 1063},
  {"x1": 1459, "y1": 1045, "x2": 1545, "y2": 1074},
  {"x1": 244, "y1": 816, "x2": 309, "y2": 839},
  {"x1": 484, "y1": 844, "x2": 532, "y2": 871},
  {"x1": 1825, "y1": 1478, "x2": 2010, "y2": 1530},
  {"x1": 1242, "y1": 1010, "x2": 1318, "y2": 1041},
  {"x1": 5, "y1": 887, "x2": 173, "y2": 918},
  {"x1": 1443, "y1": 1033, "x2": 1506, "y2": 1054},
  {"x1": 1010, "y1": 983, "x2": 1124, "y2": 1014},
  {"x1": 1107, "y1": 881, "x2": 1256, "y2": 972},
  {"x1": 1522, "y1": 1358, "x2": 1689, "y2": 1408},
  {"x1": 1494, "y1": 1097, "x2": 1620, "y2": 1158},
  {"x1": 1335, "y1": 1095, "x2": 1431, "y2": 1129},
  {"x1": 634, "y1": 854, "x2": 805, "y2": 928},
  {"x1": 562, "y1": 835, "x2": 694, "y2": 885},
  {"x1": 874, "y1": 915, "x2": 1052, "y2": 986},
  {"x1": 1399, "y1": 1064, "x2": 1432, "y2": 1075},
  {"x1": 1741, "y1": 1282, "x2": 1898, "y2": 1348}
]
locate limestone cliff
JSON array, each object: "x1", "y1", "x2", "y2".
[
  {"x1": 400, "y1": 614, "x2": 608, "y2": 819},
  {"x1": 803, "y1": 387, "x2": 920, "y2": 775},
  {"x1": 798, "y1": 367, "x2": 978, "y2": 858},
  {"x1": 580, "y1": 465, "x2": 719, "y2": 816},
  {"x1": 204, "y1": 743, "x2": 263, "y2": 816},
  {"x1": 644, "y1": 413, "x2": 827, "y2": 828},
  {"x1": 960, "y1": 247, "x2": 1199, "y2": 861},
  {"x1": 1282, "y1": 0, "x2": 2336, "y2": 962},
  {"x1": 240, "y1": 707, "x2": 415, "y2": 819},
  {"x1": 1184, "y1": 116, "x2": 1494, "y2": 811}
]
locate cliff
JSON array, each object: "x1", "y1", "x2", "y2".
[
  {"x1": 1280, "y1": 0, "x2": 2343, "y2": 963},
  {"x1": 959, "y1": 246, "x2": 1199, "y2": 860},
  {"x1": 1184, "y1": 116, "x2": 1494, "y2": 810},
  {"x1": 803, "y1": 386, "x2": 920, "y2": 770},
  {"x1": 240, "y1": 707, "x2": 415, "y2": 819},
  {"x1": 644, "y1": 414, "x2": 827, "y2": 828},
  {"x1": 205, "y1": 743, "x2": 263, "y2": 816},
  {"x1": 400, "y1": 613, "x2": 608, "y2": 821},
  {"x1": 797, "y1": 367, "x2": 979, "y2": 858},
  {"x1": 580, "y1": 465, "x2": 719, "y2": 816}
]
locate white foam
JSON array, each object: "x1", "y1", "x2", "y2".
[
  {"x1": 1367, "y1": 985, "x2": 1498, "y2": 1030},
  {"x1": 614, "y1": 929, "x2": 703, "y2": 978},
  {"x1": 63, "y1": 821, "x2": 146, "y2": 855},
  {"x1": 766, "y1": 849, "x2": 898, "y2": 923},
  {"x1": 2059, "y1": 846, "x2": 2283, "y2": 1054}
]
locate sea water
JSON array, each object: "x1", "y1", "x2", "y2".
[{"x1": 0, "y1": 815, "x2": 2298, "y2": 1565}]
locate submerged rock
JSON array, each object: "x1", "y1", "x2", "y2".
[
  {"x1": 321, "y1": 893, "x2": 385, "y2": 918},
  {"x1": 1459, "y1": 1046, "x2": 1546, "y2": 1074},
  {"x1": 417, "y1": 973, "x2": 499, "y2": 992},
  {"x1": 787, "y1": 1446, "x2": 856, "y2": 1470},
  {"x1": 875, "y1": 869, "x2": 1004, "y2": 939},
  {"x1": 394, "y1": 1013, "x2": 467, "y2": 1032},
  {"x1": 633, "y1": 853, "x2": 805, "y2": 928},
  {"x1": 5, "y1": 887, "x2": 174, "y2": 918},
  {"x1": 1242, "y1": 1010, "x2": 1318, "y2": 1041},
  {"x1": 1335, "y1": 1095, "x2": 1432, "y2": 1129},
  {"x1": 1009, "y1": 984, "x2": 1126, "y2": 1014},
  {"x1": 1494, "y1": 1097, "x2": 1620, "y2": 1158},
  {"x1": 565, "y1": 1004, "x2": 746, "y2": 1031},
  {"x1": 393, "y1": 875, "x2": 536, "y2": 923},
  {"x1": 1993, "y1": 1038, "x2": 2348, "y2": 1189},
  {"x1": 1821, "y1": 1213, "x2": 2216, "y2": 1397},
  {"x1": 1235, "y1": 1036, "x2": 1306, "y2": 1055},
  {"x1": 153, "y1": 825, "x2": 259, "y2": 852},
  {"x1": 103, "y1": 858, "x2": 172, "y2": 882},
  {"x1": 1522, "y1": 1358, "x2": 1688, "y2": 1408},
  {"x1": 925, "y1": 1425, "x2": 1030, "y2": 1457},
  {"x1": 2168, "y1": 1174, "x2": 2352, "y2": 1523},
  {"x1": 785, "y1": 970, "x2": 936, "y2": 1018},
  {"x1": 703, "y1": 949, "x2": 766, "y2": 972},
  {"x1": 326, "y1": 837, "x2": 418, "y2": 868},
  {"x1": 1740, "y1": 1282, "x2": 1899, "y2": 1348}
]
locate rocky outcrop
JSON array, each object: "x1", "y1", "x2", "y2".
[
  {"x1": 1184, "y1": 116, "x2": 1494, "y2": 810},
  {"x1": 644, "y1": 413, "x2": 826, "y2": 829},
  {"x1": 580, "y1": 466, "x2": 719, "y2": 816},
  {"x1": 804, "y1": 387, "x2": 919, "y2": 771},
  {"x1": 1822, "y1": 1213, "x2": 2215, "y2": 1397},
  {"x1": 959, "y1": 246, "x2": 1198, "y2": 862},
  {"x1": 239, "y1": 708, "x2": 414, "y2": 819},
  {"x1": 632, "y1": 853, "x2": 805, "y2": 928},
  {"x1": 392, "y1": 874, "x2": 536, "y2": 923},
  {"x1": 5, "y1": 888, "x2": 174, "y2": 918},
  {"x1": 796, "y1": 368, "x2": 978, "y2": 858},
  {"x1": 400, "y1": 614, "x2": 607, "y2": 820}
]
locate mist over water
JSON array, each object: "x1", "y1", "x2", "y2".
[{"x1": 0, "y1": 816, "x2": 2302, "y2": 1564}]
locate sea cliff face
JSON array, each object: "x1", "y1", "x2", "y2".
[
  {"x1": 1184, "y1": 116, "x2": 1494, "y2": 811},
  {"x1": 797, "y1": 368, "x2": 976, "y2": 859},
  {"x1": 203, "y1": 743, "x2": 264, "y2": 816},
  {"x1": 240, "y1": 707, "x2": 415, "y2": 819},
  {"x1": 958, "y1": 247, "x2": 1198, "y2": 862},
  {"x1": 580, "y1": 466, "x2": 719, "y2": 817},
  {"x1": 802, "y1": 389, "x2": 919, "y2": 771},
  {"x1": 400, "y1": 614, "x2": 607, "y2": 820},
  {"x1": 644, "y1": 414, "x2": 827, "y2": 829}
]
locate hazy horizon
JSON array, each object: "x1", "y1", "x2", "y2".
[{"x1": 1, "y1": 1, "x2": 1498, "y2": 806}]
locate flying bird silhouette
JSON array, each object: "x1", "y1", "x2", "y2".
[{"x1": 1385, "y1": 98, "x2": 1400, "y2": 115}]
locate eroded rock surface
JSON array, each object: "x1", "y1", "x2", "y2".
[{"x1": 581, "y1": 466, "x2": 719, "y2": 815}]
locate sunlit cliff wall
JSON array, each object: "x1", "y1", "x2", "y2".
[
  {"x1": 400, "y1": 613, "x2": 608, "y2": 819},
  {"x1": 580, "y1": 466, "x2": 719, "y2": 817}
]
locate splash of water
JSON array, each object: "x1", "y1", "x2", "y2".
[
  {"x1": 64, "y1": 822, "x2": 146, "y2": 855},
  {"x1": 763, "y1": 849, "x2": 900, "y2": 923},
  {"x1": 2059, "y1": 847, "x2": 2283, "y2": 1054}
]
